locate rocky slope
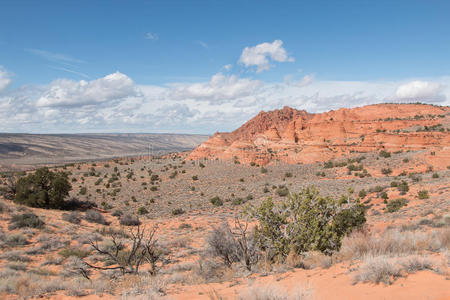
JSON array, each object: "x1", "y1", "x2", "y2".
[{"x1": 188, "y1": 103, "x2": 450, "y2": 165}]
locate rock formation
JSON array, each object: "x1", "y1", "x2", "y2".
[{"x1": 188, "y1": 104, "x2": 450, "y2": 165}]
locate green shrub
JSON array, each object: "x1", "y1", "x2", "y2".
[
  {"x1": 324, "y1": 161, "x2": 334, "y2": 168},
  {"x1": 192, "y1": 175, "x2": 198, "y2": 181},
  {"x1": 249, "y1": 186, "x2": 366, "y2": 261},
  {"x1": 347, "y1": 164, "x2": 363, "y2": 172},
  {"x1": 285, "y1": 172, "x2": 293, "y2": 178},
  {"x1": 79, "y1": 187, "x2": 87, "y2": 195},
  {"x1": 14, "y1": 167, "x2": 72, "y2": 209},
  {"x1": 261, "y1": 167, "x2": 268, "y2": 174},
  {"x1": 232, "y1": 197, "x2": 246, "y2": 205},
  {"x1": 171, "y1": 208, "x2": 185, "y2": 215},
  {"x1": 397, "y1": 181, "x2": 409, "y2": 195},
  {"x1": 137, "y1": 207, "x2": 149, "y2": 215},
  {"x1": 381, "y1": 168, "x2": 392, "y2": 175},
  {"x1": 276, "y1": 186, "x2": 289, "y2": 197},
  {"x1": 379, "y1": 150, "x2": 391, "y2": 158},
  {"x1": 386, "y1": 198, "x2": 407, "y2": 213},
  {"x1": 8, "y1": 213, "x2": 44, "y2": 230},
  {"x1": 417, "y1": 190, "x2": 429, "y2": 200},
  {"x1": 432, "y1": 173, "x2": 439, "y2": 179},
  {"x1": 358, "y1": 190, "x2": 367, "y2": 199},
  {"x1": 210, "y1": 196, "x2": 223, "y2": 206}
]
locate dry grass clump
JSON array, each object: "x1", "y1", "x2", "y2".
[
  {"x1": 84, "y1": 209, "x2": 109, "y2": 225},
  {"x1": 62, "y1": 211, "x2": 82, "y2": 224},
  {"x1": 238, "y1": 283, "x2": 313, "y2": 300},
  {"x1": 0, "y1": 250, "x2": 31, "y2": 262},
  {"x1": 339, "y1": 228, "x2": 450, "y2": 260},
  {"x1": 119, "y1": 274, "x2": 166, "y2": 299},
  {"x1": 0, "y1": 272, "x2": 68, "y2": 298},
  {"x1": 285, "y1": 250, "x2": 332, "y2": 269},
  {"x1": 353, "y1": 254, "x2": 439, "y2": 285}
]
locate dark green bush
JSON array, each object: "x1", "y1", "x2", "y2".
[
  {"x1": 381, "y1": 168, "x2": 392, "y2": 175},
  {"x1": 79, "y1": 187, "x2": 87, "y2": 195},
  {"x1": 14, "y1": 167, "x2": 72, "y2": 209},
  {"x1": 276, "y1": 186, "x2": 289, "y2": 197},
  {"x1": 210, "y1": 196, "x2": 223, "y2": 206},
  {"x1": 417, "y1": 190, "x2": 429, "y2": 199},
  {"x1": 397, "y1": 181, "x2": 409, "y2": 195},
  {"x1": 379, "y1": 150, "x2": 391, "y2": 158},
  {"x1": 137, "y1": 207, "x2": 149, "y2": 215},
  {"x1": 171, "y1": 208, "x2": 185, "y2": 215},
  {"x1": 358, "y1": 189, "x2": 367, "y2": 199},
  {"x1": 249, "y1": 186, "x2": 366, "y2": 261},
  {"x1": 386, "y1": 198, "x2": 407, "y2": 213}
]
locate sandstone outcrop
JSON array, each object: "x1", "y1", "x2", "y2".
[{"x1": 188, "y1": 104, "x2": 450, "y2": 165}]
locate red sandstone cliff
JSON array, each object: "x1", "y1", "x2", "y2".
[{"x1": 188, "y1": 104, "x2": 450, "y2": 165}]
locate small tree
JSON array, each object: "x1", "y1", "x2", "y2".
[
  {"x1": 14, "y1": 167, "x2": 71, "y2": 209},
  {"x1": 249, "y1": 186, "x2": 366, "y2": 261},
  {"x1": 207, "y1": 217, "x2": 259, "y2": 270},
  {"x1": 84, "y1": 225, "x2": 166, "y2": 276}
]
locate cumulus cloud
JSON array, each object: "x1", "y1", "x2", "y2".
[
  {"x1": 395, "y1": 80, "x2": 445, "y2": 101},
  {"x1": 36, "y1": 72, "x2": 137, "y2": 107},
  {"x1": 0, "y1": 69, "x2": 449, "y2": 134},
  {"x1": 0, "y1": 67, "x2": 12, "y2": 92},
  {"x1": 239, "y1": 40, "x2": 294, "y2": 72},
  {"x1": 168, "y1": 73, "x2": 262, "y2": 104}
]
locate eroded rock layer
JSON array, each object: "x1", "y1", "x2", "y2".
[{"x1": 188, "y1": 104, "x2": 450, "y2": 165}]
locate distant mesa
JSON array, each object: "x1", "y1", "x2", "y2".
[{"x1": 188, "y1": 103, "x2": 450, "y2": 165}]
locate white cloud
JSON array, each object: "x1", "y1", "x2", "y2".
[
  {"x1": 0, "y1": 67, "x2": 12, "y2": 92},
  {"x1": 36, "y1": 71, "x2": 137, "y2": 107},
  {"x1": 395, "y1": 80, "x2": 444, "y2": 101},
  {"x1": 239, "y1": 40, "x2": 294, "y2": 72},
  {"x1": 284, "y1": 73, "x2": 315, "y2": 87},
  {"x1": 0, "y1": 69, "x2": 449, "y2": 134},
  {"x1": 223, "y1": 64, "x2": 232, "y2": 71},
  {"x1": 145, "y1": 32, "x2": 159, "y2": 40},
  {"x1": 168, "y1": 73, "x2": 262, "y2": 104}
]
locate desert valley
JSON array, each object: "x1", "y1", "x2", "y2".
[
  {"x1": 0, "y1": 103, "x2": 449, "y2": 299},
  {"x1": 1, "y1": 2, "x2": 450, "y2": 299}
]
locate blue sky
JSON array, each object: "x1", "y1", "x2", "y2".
[{"x1": 0, "y1": 0, "x2": 449, "y2": 133}]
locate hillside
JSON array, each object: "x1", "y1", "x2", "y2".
[
  {"x1": 0, "y1": 133, "x2": 208, "y2": 171},
  {"x1": 188, "y1": 103, "x2": 450, "y2": 165}
]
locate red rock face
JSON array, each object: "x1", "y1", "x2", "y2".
[{"x1": 188, "y1": 104, "x2": 450, "y2": 165}]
